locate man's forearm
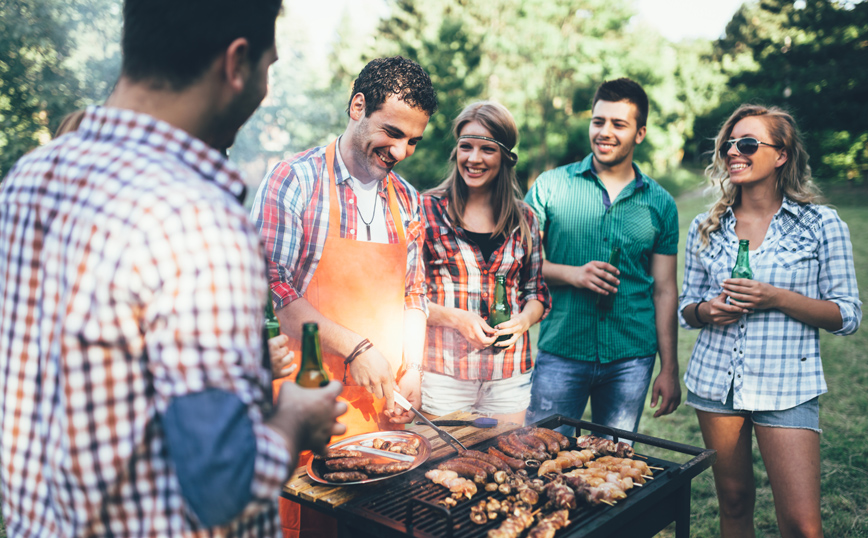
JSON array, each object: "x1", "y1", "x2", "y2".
[
  {"x1": 275, "y1": 297, "x2": 364, "y2": 358},
  {"x1": 653, "y1": 290, "x2": 679, "y2": 374},
  {"x1": 542, "y1": 260, "x2": 575, "y2": 287}
]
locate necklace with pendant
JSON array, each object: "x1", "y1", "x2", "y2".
[{"x1": 355, "y1": 186, "x2": 378, "y2": 241}]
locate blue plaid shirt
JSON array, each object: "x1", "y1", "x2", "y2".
[{"x1": 679, "y1": 197, "x2": 861, "y2": 411}]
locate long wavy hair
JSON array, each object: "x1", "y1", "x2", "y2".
[
  {"x1": 697, "y1": 104, "x2": 822, "y2": 249},
  {"x1": 428, "y1": 101, "x2": 531, "y2": 254}
]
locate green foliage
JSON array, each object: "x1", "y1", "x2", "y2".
[
  {"x1": 694, "y1": 0, "x2": 868, "y2": 184},
  {"x1": 358, "y1": 0, "x2": 727, "y2": 192},
  {"x1": 0, "y1": 0, "x2": 120, "y2": 179}
]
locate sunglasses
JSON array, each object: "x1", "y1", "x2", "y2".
[{"x1": 719, "y1": 137, "x2": 782, "y2": 158}]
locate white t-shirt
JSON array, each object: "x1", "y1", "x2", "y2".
[{"x1": 335, "y1": 143, "x2": 389, "y2": 243}]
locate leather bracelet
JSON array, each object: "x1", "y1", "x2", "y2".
[
  {"x1": 694, "y1": 300, "x2": 708, "y2": 327},
  {"x1": 345, "y1": 338, "x2": 373, "y2": 366},
  {"x1": 343, "y1": 338, "x2": 373, "y2": 384}
]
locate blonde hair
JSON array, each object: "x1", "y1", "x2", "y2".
[
  {"x1": 697, "y1": 104, "x2": 822, "y2": 249},
  {"x1": 428, "y1": 101, "x2": 531, "y2": 254}
]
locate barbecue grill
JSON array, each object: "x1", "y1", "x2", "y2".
[{"x1": 286, "y1": 414, "x2": 715, "y2": 538}]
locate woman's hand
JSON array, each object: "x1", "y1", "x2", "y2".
[
  {"x1": 268, "y1": 334, "x2": 297, "y2": 379},
  {"x1": 492, "y1": 300, "x2": 544, "y2": 348},
  {"x1": 701, "y1": 292, "x2": 750, "y2": 326},
  {"x1": 492, "y1": 312, "x2": 533, "y2": 348},
  {"x1": 450, "y1": 309, "x2": 497, "y2": 349},
  {"x1": 723, "y1": 278, "x2": 781, "y2": 310}
]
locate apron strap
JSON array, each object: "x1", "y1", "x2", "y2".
[{"x1": 325, "y1": 139, "x2": 405, "y2": 243}]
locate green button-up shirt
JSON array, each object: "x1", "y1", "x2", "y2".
[{"x1": 524, "y1": 154, "x2": 678, "y2": 362}]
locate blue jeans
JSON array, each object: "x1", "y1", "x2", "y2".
[{"x1": 525, "y1": 351, "x2": 655, "y2": 436}]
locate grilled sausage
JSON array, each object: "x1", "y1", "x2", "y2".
[
  {"x1": 524, "y1": 428, "x2": 561, "y2": 454},
  {"x1": 313, "y1": 449, "x2": 364, "y2": 461},
  {"x1": 324, "y1": 457, "x2": 372, "y2": 471},
  {"x1": 437, "y1": 460, "x2": 487, "y2": 483},
  {"x1": 323, "y1": 471, "x2": 369, "y2": 482},
  {"x1": 488, "y1": 446, "x2": 526, "y2": 471},
  {"x1": 460, "y1": 450, "x2": 512, "y2": 473},
  {"x1": 444, "y1": 457, "x2": 498, "y2": 476},
  {"x1": 497, "y1": 435, "x2": 529, "y2": 460},
  {"x1": 364, "y1": 461, "x2": 413, "y2": 475},
  {"x1": 545, "y1": 428, "x2": 571, "y2": 449},
  {"x1": 517, "y1": 433, "x2": 547, "y2": 454},
  {"x1": 508, "y1": 433, "x2": 547, "y2": 461}
]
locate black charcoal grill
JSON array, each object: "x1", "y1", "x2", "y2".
[{"x1": 322, "y1": 415, "x2": 715, "y2": 538}]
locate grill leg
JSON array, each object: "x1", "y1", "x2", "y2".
[{"x1": 674, "y1": 483, "x2": 691, "y2": 538}]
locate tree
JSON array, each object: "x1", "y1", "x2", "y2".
[{"x1": 698, "y1": 0, "x2": 868, "y2": 183}]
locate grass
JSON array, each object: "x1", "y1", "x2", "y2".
[
  {"x1": 634, "y1": 185, "x2": 868, "y2": 537},
  {"x1": 2, "y1": 186, "x2": 865, "y2": 537}
]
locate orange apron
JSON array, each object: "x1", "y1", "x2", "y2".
[{"x1": 276, "y1": 140, "x2": 407, "y2": 538}]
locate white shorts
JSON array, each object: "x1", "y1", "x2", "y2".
[{"x1": 420, "y1": 370, "x2": 533, "y2": 417}]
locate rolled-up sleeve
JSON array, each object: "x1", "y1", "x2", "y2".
[
  {"x1": 251, "y1": 161, "x2": 307, "y2": 310},
  {"x1": 678, "y1": 217, "x2": 713, "y2": 329},
  {"x1": 818, "y1": 209, "x2": 862, "y2": 335}
]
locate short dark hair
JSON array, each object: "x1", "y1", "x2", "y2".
[
  {"x1": 121, "y1": 0, "x2": 282, "y2": 90},
  {"x1": 348, "y1": 56, "x2": 438, "y2": 118},
  {"x1": 592, "y1": 78, "x2": 649, "y2": 128}
]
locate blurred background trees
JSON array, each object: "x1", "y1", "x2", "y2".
[{"x1": 1, "y1": 0, "x2": 866, "y2": 192}]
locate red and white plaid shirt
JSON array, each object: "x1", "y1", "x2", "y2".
[
  {"x1": 422, "y1": 193, "x2": 551, "y2": 380},
  {"x1": 0, "y1": 106, "x2": 289, "y2": 537},
  {"x1": 250, "y1": 142, "x2": 427, "y2": 314}
]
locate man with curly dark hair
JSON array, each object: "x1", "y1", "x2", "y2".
[{"x1": 250, "y1": 56, "x2": 437, "y2": 538}]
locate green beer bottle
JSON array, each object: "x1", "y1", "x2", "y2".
[
  {"x1": 296, "y1": 322, "x2": 330, "y2": 388},
  {"x1": 731, "y1": 239, "x2": 753, "y2": 279},
  {"x1": 489, "y1": 275, "x2": 511, "y2": 344},
  {"x1": 596, "y1": 246, "x2": 621, "y2": 312},
  {"x1": 264, "y1": 297, "x2": 281, "y2": 340}
]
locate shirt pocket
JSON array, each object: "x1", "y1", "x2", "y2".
[
  {"x1": 771, "y1": 233, "x2": 819, "y2": 291},
  {"x1": 773, "y1": 234, "x2": 818, "y2": 269}
]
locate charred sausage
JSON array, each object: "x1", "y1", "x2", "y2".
[
  {"x1": 508, "y1": 433, "x2": 547, "y2": 461},
  {"x1": 497, "y1": 435, "x2": 528, "y2": 460},
  {"x1": 524, "y1": 428, "x2": 561, "y2": 454},
  {"x1": 488, "y1": 446, "x2": 526, "y2": 471},
  {"x1": 324, "y1": 457, "x2": 372, "y2": 471},
  {"x1": 323, "y1": 471, "x2": 369, "y2": 482},
  {"x1": 364, "y1": 461, "x2": 413, "y2": 475},
  {"x1": 460, "y1": 450, "x2": 512, "y2": 473},
  {"x1": 444, "y1": 457, "x2": 498, "y2": 476},
  {"x1": 314, "y1": 449, "x2": 363, "y2": 460},
  {"x1": 437, "y1": 459, "x2": 488, "y2": 483}
]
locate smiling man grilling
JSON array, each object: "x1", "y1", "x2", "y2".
[{"x1": 250, "y1": 56, "x2": 437, "y2": 538}]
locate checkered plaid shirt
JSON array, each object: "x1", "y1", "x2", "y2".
[
  {"x1": 0, "y1": 106, "x2": 289, "y2": 536},
  {"x1": 250, "y1": 143, "x2": 427, "y2": 314},
  {"x1": 679, "y1": 197, "x2": 862, "y2": 411},
  {"x1": 422, "y1": 193, "x2": 551, "y2": 380}
]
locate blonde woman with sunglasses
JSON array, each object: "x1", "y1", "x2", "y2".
[{"x1": 678, "y1": 104, "x2": 862, "y2": 537}]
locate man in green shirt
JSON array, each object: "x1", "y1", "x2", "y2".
[{"x1": 524, "y1": 78, "x2": 681, "y2": 435}]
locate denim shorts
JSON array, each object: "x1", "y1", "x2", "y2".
[
  {"x1": 687, "y1": 388, "x2": 821, "y2": 433},
  {"x1": 421, "y1": 370, "x2": 533, "y2": 416}
]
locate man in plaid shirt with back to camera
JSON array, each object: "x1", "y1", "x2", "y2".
[{"x1": 0, "y1": 0, "x2": 346, "y2": 535}]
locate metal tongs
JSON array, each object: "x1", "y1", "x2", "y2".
[{"x1": 393, "y1": 391, "x2": 466, "y2": 454}]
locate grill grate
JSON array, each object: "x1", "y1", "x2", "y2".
[{"x1": 341, "y1": 415, "x2": 698, "y2": 538}]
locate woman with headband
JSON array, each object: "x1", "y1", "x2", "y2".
[
  {"x1": 419, "y1": 101, "x2": 550, "y2": 423},
  {"x1": 679, "y1": 104, "x2": 861, "y2": 537}
]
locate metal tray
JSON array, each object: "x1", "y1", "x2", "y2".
[{"x1": 307, "y1": 430, "x2": 432, "y2": 486}]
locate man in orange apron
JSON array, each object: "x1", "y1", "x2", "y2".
[{"x1": 250, "y1": 57, "x2": 438, "y2": 538}]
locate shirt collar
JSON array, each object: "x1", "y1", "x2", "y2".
[
  {"x1": 575, "y1": 153, "x2": 646, "y2": 189},
  {"x1": 81, "y1": 105, "x2": 247, "y2": 203},
  {"x1": 333, "y1": 137, "x2": 386, "y2": 193}
]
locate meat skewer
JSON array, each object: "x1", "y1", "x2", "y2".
[
  {"x1": 575, "y1": 434, "x2": 635, "y2": 458},
  {"x1": 527, "y1": 509, "x2": 570, "y2": 538}
]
